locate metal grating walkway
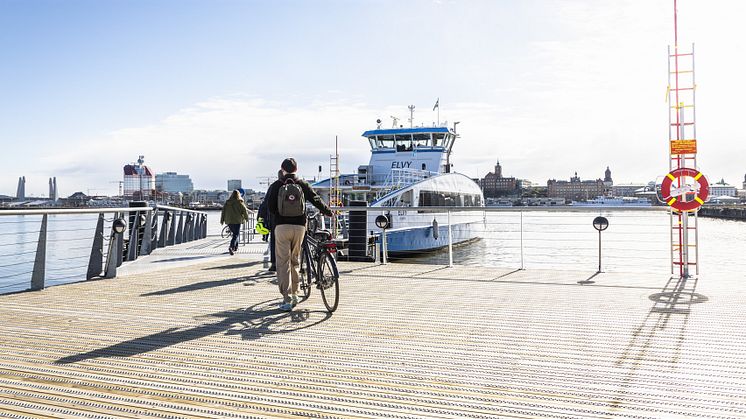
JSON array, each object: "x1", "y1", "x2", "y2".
[{"x1": 0, "y1": 257, "x2": 745, "y2": 418}]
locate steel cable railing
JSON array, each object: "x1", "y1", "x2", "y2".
[
  {"x1": 327, "y1": 206, "x2": 677, "y2": 274},
  {"x1": 0, "y1": 206, "x2": 208, "y2": 294}
]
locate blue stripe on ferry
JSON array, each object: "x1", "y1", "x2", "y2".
[
  {"x1": 362, "y1": 127, "x2": 449, "y2": 136},
  {"x1": 371, "y1": 147, "x2": 445, "y2": 154}
]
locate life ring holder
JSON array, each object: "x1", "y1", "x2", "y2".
[{"x1": 660, "y1": 168, "x2": 709, "y2": 212}]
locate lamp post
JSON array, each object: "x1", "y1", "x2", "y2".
[
  {"x1": 592, "y1": 216, "x2": 609, "y2": 273},
  {"x1": 375, "y1": 214, "x2": 390, "y2": 265}
]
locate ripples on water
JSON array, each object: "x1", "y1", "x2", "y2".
[{"x1": 1, "y1": 210, "x2": 744, "y2": 294}]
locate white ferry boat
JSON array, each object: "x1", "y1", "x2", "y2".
[
  {"x1": 313, "y1": 117, "x2": 485, "y2": 253},
  {"x1": 570, "y1": 196, "x2": 652, "y2": 207}
]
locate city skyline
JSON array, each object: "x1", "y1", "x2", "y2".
[{"x1": 2, "y1": 1, "x2": 745, "y2": 196}]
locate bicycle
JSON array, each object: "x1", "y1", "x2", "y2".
[
  {"x1": 220, "y1": 225, "x2": 232, "y2": 238},
  {"x1": 298, "y1": 212, "x2": 340, "y2": 312}
]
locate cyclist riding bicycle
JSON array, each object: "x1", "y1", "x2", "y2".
[{"x1": 267, "y1": 157, "x2": 333, "y2": 311}]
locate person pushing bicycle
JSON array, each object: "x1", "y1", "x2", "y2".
[{"x1": 267, "y1": 157, "x2": 333, "y2": 311}]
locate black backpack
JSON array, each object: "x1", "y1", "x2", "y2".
[{"x1": 277, "y1": 178, "x2": 305, "y2": 217}]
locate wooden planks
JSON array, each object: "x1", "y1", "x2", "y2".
[{"x1": 0, "y1": 259, "x2": 745, "y2": 418}]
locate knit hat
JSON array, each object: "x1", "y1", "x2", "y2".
[{"x1": 281, "y1": 158, "x2": 297, "y2": 173}]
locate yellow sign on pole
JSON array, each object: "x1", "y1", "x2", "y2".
[{"x1": 670, "y1": 139, "x2": 697, "y2": 155}]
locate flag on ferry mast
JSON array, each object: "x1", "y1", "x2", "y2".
[{"x1": 433, "y1": 98, "x2": 439, "y2": 111}]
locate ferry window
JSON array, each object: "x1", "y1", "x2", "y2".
[
  {"x1": 395, "y1": 134, "x2": 412, "y2": 151},
  {"x1": 378, "y1": 134, "x2": 395, "y2": 149},
  {"x1": 368, "y1": 137, "x2": 376, "y2": 149},
  {"x1": 399, "y1": 190, "x2": 413, "y2": 206},
  {"x1": 464, "y1": 195, "x2": 473, "y2": 206},
  {"x1": 419, "y1": 191, "x2": 431, "y2": 206},
  {"x1": 413, "y1": 133, "x2": 430, "y2": 148},
  {"x1": 433, "y1": 133, "x2": 446, "y2": 147}
]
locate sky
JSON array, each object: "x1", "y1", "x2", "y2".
[{"x1": 1, "y1": 0, "x2": 745, "y2": 197}]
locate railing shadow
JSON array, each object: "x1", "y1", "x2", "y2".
[
  {"x1": 610, "y1": 275, "x2": 708, "y2": 408},
  {"x1": 55, "y1": 299, "x2": 330, "y2": 364}
]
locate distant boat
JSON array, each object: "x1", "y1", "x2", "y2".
[{"x1": 570, "y1": 196, "x2": 651, "y2": 207}]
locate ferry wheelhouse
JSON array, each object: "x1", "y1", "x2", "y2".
[{"x1": 313, "y1": 120, "x2": 485, "y2": 253}]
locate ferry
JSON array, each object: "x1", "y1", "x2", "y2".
[{"x1": 313, "y1": 114, "x2": 485, "y2": 254}]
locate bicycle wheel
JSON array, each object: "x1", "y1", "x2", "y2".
[
  {"x1": 318, "y1": 252, "x2": 339, "y2": 312},
  {"x1": 298, "y1": 250, "x2": 312, "y2": 300},
  {"x1": 221, "y1": 225, "x2": 231, "y2": 238}
]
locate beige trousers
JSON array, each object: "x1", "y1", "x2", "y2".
[{"x1": 274, "y1": 224, "x2": 306, "y2": 299}]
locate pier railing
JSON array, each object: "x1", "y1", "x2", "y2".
[
  {"x1": 330, "y1": 206, "x2": 673, "y2": 274},
  {"x1": 0, "y1": 205, "x2": 208, "y2": 293}
]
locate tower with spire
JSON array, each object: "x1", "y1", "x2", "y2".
[{"x1": 604, "y1": 166, "x2": 613, "y2": 187}]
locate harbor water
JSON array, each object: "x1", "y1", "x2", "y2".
[{"x1": 1, "y1": 210, "x2": 744, "y2": 293}]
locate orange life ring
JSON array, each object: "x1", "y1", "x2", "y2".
[{"x1": 660, "y1": 168, "x2": 709, "y2": 212}]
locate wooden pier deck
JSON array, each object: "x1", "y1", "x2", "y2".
[{"x1": 1, "y1": 240, "x2": 745, "y2": 418}]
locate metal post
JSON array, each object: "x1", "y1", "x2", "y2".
[
  {"x1": 381, "y1": 229, "x2": 388, "y2": 265},
  {"x1": 520, "y1": 211, "x2": 524, "y2": 270},
  {"x1": 86, "y1": 213, "x2": 104, "y2": 279},
  {"x1": 140, "y1": 211, "x2": 153, "y2": 255},
  {"x1": 104, "y1": 228, "x2": 120, "y2": 279},
  {"x1": 682, "y1": 211, "x2": 689, "y2": 278},
  {"x1": 116, "y1": 214, "x2": 124, "y2": 267},
  {"x1": 30, "y1": 214, "x2": 48, "y2": 291},
  {"x1": 597, "y1": 229, "x2": 602, "y2": 273},
  {"x1": 445, "y1": 210, "x2": 453, "y2": 267},
  {"x1": 184, "y1": 214, "x2": 192, "y2": 242},
  {"x1": 158, "y1": 211, "x2": 168, "y2": 248},
  {"x1": 175, "y1": 212, "x2": 184, "y2": 244},
  {"x1": 167, "y1": 212, "x2": 176, "y2": 246},
  {"x1": 126, "y1": 223, "x2": 139, "y2": 261}
]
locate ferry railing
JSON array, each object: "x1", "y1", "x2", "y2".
[
  {"x1": 0, "y1": 205, "x2": 208, "y2": 294},
  {"x1": 331, "y1": 205, "x2": 674, "y2": 273}
]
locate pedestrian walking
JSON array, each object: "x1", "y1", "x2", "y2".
[
  {"x1": 267, "y1": 158, "x2": 332, "y2": 311},
  {"x1": 220, "y1": 190, "x2": 249, "y2": 255}
]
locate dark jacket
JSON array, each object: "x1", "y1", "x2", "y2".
[
  {"x1": 220, "y1": 196, "x2": 249, "y2": 225},
  {"x1": 267, "y1": 174, "x2": 331, "y2": 226},
  {"x1": 257, "y1": 195, "x2": 273, "y2": 229}
]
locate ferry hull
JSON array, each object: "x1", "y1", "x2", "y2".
[{"x1": 376, "y1": 220, "x2": 482, "y2": 254}]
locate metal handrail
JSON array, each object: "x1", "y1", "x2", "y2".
[
  {"x1": 0, "y1": 205, "x2": 210, "y2": 294},
  {"x1": 0, "y1": 207, "x2": 153, "y2": 216},
  {"x1": 154, "y1": 204, "x2": 207, "y2": 216},
  {"x1": 332, "y1": 205, "x2": 669, "y2": 213}
]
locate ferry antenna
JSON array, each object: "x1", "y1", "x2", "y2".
[{"x1": 407, "y1": 105, "x2": 415, "y2": 128}]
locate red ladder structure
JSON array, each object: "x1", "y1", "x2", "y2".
[{"x1": 667, "y1": 0, "x2": 699, "y2": 279}]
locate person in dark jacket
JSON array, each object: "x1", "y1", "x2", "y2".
[
  {"x1": 267, "y1": 157, "x2": 332, "y2": 311},
  {"x1": 220, "y1": 190, "x2": 249, "y2": 255},
  {"x1": 257, "y1": 170, "x2": 284, "y2": 271}
]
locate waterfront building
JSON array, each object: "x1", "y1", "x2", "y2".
[
  {"x1": 48, "y1": 177, "x2": 58, "y2": 202},
  {"x1": 475, "y1": 160, "x2": 517, "y2": 197},
  {"x1": 227, "y1": 179, "x2": 242, "y2": 192},
  {"x1": 612, "y1": 183, "x2": 648, "y2": 197},
  {"x1": 547, "y1": 172, "x2": 607, "y2": 201},
  {"x1": 710, "y1": 179, "x2": 737, "y2": 197},
  {"x1": 123, "y1": 156, "x2": 155, "y2": 200},
  {"x1": 65, "y1": 192, "x2": 90, "y2": 207},
  {"x1": 743, "y1": 174, "x2": 746, "y2": 191},
  {"x1": 516, "y1": 179, "x2": 534, "y2": 190},
  {"x1": 191, "y1": 189, "x2": 230, "y2": 204},
  {"x1": 16, "y1": 176, "x2": 25, "y2": 200},
  {"x1": 603, "y1": 166, "x2": 613, "y2": 187},
  {"x1": 155, "y1": 172, "x2": 194, "y2": 194}
]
